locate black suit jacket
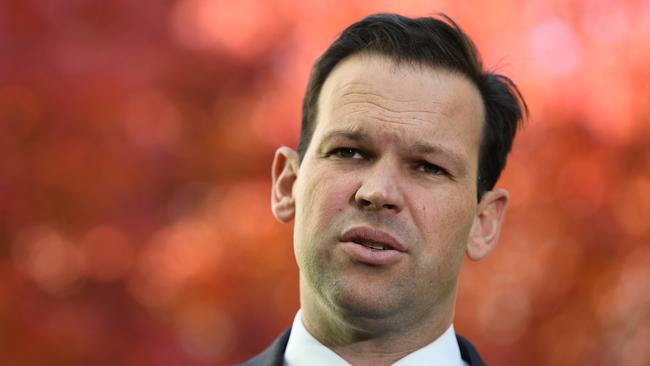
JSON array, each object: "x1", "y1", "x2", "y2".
[{"x1": 237, "y1": 327, "x2": 487, "y2": 366}]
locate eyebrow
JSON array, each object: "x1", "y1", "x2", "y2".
[
  {"x1": 319, "y1": 128, "x2": 468, "y2": 175},
  {"x1": 319, "y1": 129, "x2": 365, "y2": 143}
]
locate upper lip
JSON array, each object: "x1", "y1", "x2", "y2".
[{"x1": 340, "y1": 226, "x2": 407, "y2": 252}]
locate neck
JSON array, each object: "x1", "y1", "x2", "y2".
[{"x1": 299, "y1": 278, "x2": 456, "y2": 366}]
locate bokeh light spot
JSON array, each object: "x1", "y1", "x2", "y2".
[
  {"x1": 170, "y1": 0, "x2": 282, "y2": 60},
  {"x1": 127, "y1": 220, "x2": 224, "y2": 308},
  {"x1": 529, "y1": 18, "x2": 581, "y2": 76},
  {"x1": 12, "y1": 226, "x2": 84, "y2": 296}
]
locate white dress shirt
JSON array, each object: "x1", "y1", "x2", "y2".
[{"x1": 284, "y1": 310, "x2": 469, "y2": 366}]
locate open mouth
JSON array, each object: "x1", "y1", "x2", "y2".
[
  {"x1": 339, "y1": 226, "x2": 407, "y2": 265},
  {"x1": 353, "y1": 239, "x2": 391, "y2": 251},
  {"x1": 340, "y1": 226, "x2": 406, "y2": 253}
]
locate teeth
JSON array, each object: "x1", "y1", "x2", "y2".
[{"x1": 360, "y1": 240, "x2": 387, "y2": 250}]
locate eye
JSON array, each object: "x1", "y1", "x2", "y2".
[
  {"x1": 327, "y1": 147, "x2": 365, "y2": 160},
  {"x1": 415, "y1": 161, "x2": 448, "y2": 176}
]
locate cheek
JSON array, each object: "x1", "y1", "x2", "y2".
[
  {"x1": 415, "y1": 197, "x2": 474, "y2": 288},
  {"x1": 414, "y1": 189, "x2": 476, "y2": 254},
  {"x1": 293, "y1": 167, "x2": 355, "y2": 271},
  {"x1": 296, "y1": 167, "x2": 355, "y2": 235}
]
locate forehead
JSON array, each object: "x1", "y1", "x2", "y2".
[{"x1": 314, "y1": 53, "x2": 485, "y2": 156}]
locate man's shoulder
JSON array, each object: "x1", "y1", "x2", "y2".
[
  {"x1": 235, "y1": 328, "x2": 291, "y2": 366},
  {"x1": 236, "y1": 328, "x2": 488, "y2": 366}
]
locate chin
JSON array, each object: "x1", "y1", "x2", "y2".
[{"x1": 328, "y1": 283, "x2": 405, "y2": 321}]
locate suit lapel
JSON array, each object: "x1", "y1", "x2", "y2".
[
  {"x1": 236, "y1": 328, "x2": 291, "y2": 366},
  {"x1": 456, "y1": 334, "x2": 488, "y2": 366}
]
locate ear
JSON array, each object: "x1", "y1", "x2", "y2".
[
  {"x1": 271, "y1": 146, "x2": 299, "y2": 223},
  {"x1": 467, "y1": 188, "x2": 509, "y2": 261}
]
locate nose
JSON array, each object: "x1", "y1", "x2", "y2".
[{"x1": 354, "y1": 159, "x2": 404, "y2": 212}]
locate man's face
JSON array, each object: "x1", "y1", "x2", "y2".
[{"x1": 272, "y1": 53, "x2": 505, "y2": 330}]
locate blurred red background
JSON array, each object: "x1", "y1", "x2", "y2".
[{"x1": 1, "y1": 0, "x2": 650, "y2": 365}]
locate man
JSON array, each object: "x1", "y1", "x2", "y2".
[{"x1": 239, "y1": 13, "x2": 526, "y2": 366}]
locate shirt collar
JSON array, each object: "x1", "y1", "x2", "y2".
[{"x1": 284, "y1": 309, "x2": 468, "y2": 366}]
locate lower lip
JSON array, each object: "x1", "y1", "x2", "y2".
[{"x1": 339, "y1": 241, "x2": 406, "y2": 266}]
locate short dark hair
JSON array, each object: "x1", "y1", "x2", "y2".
[{"x1": 297, "y1": 13, "x2": 528, "y2": 199}]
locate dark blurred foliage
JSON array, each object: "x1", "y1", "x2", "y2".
[{"x1": 1, "y1": 0, "x2": 649, "y2": 365}]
